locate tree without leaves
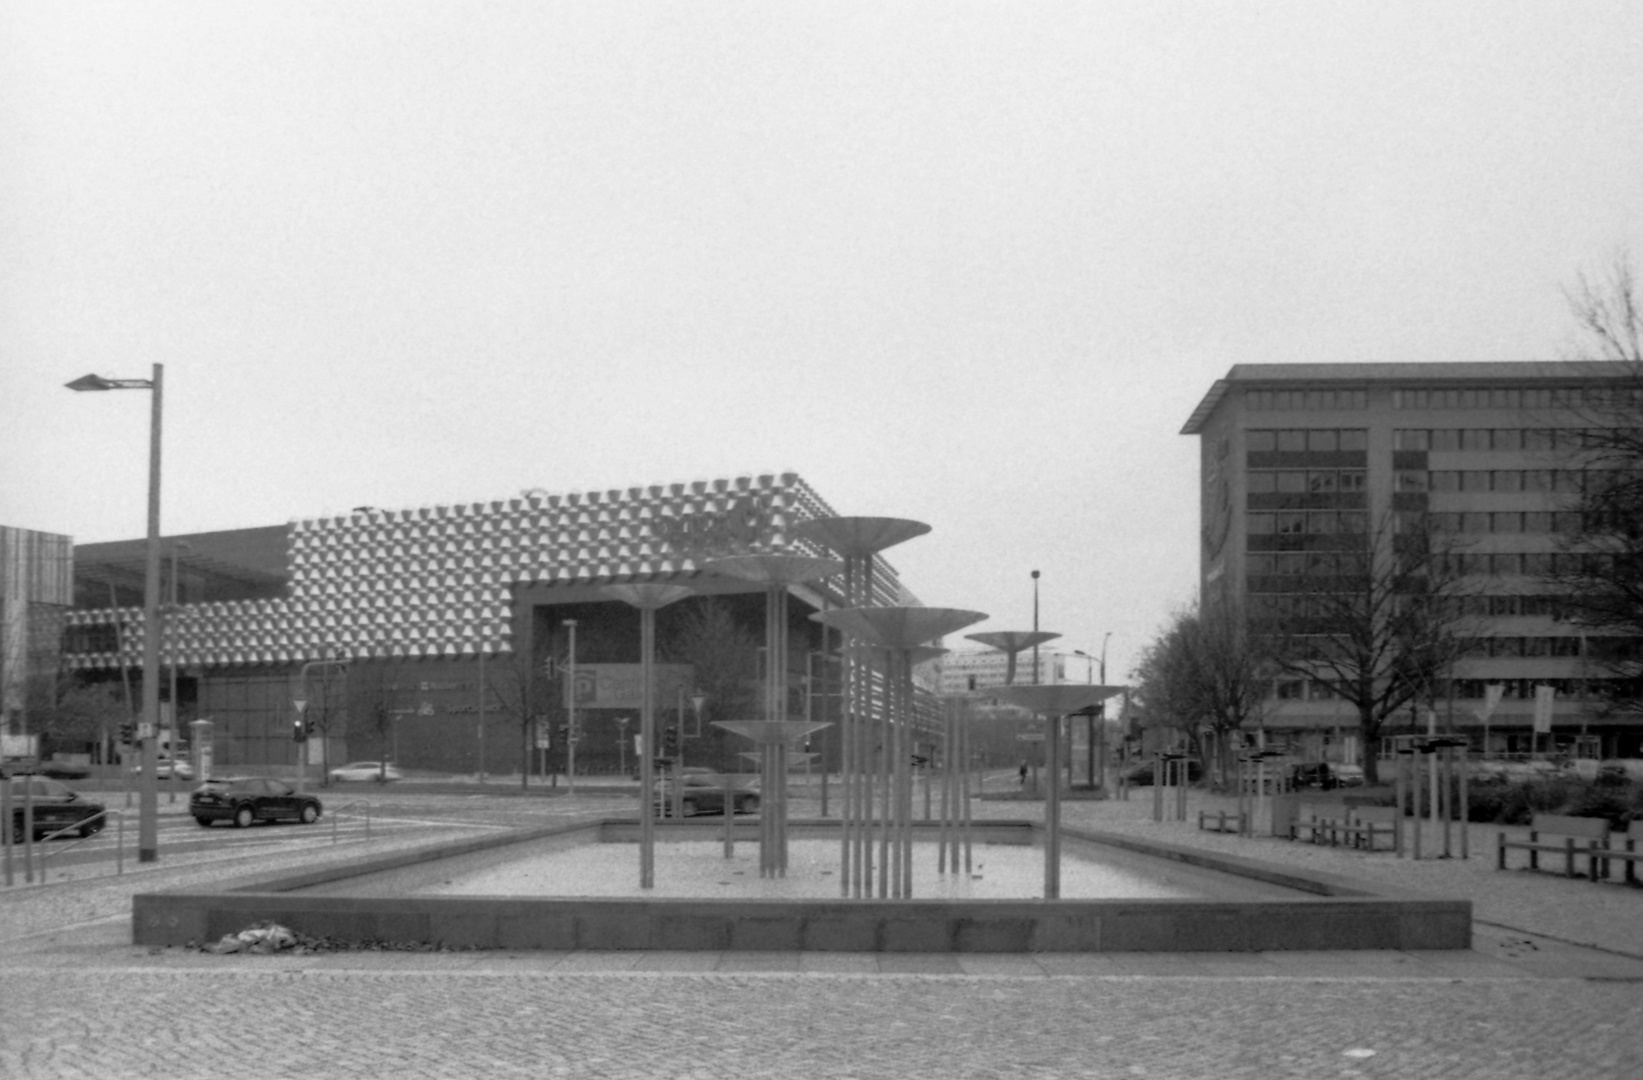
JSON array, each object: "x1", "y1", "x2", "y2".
[
  {"x1": 1252, "y1": 513, "x2": 1475, "y2": 785},
  {"x1": 661, "y1": 599, "x2": 758, "y2": 772},
  {"x1": 1131, "y1": 603, "x2": 1271, "y2": 787},
  {"x1": 1547, "y1": 254, "x2": 1643, "y2": 709}
]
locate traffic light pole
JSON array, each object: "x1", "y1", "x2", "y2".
[{"x1": 293, "y1": 657, "x2": 349, "y2": 793}]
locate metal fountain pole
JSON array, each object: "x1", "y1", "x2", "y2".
[{"x1": 600, "y1": 585, "x2": 694, "y2": 890}]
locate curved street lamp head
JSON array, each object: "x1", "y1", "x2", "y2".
[{"x1": 66, "y1": 373, "x2": 155, "y2": 391}]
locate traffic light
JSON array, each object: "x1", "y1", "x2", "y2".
[
  {"x1": 119, "y1": 720, "x2": 134, "y2": 743},
  {"x1": 663, "y1": 725, "x2": 679, "y2": 755},
  {"x1": 305, "y1": 717, "x2": 317, "y2": 738},
  {"x1": 293, "y1": 717, "x2": 307, "y2": 743}
]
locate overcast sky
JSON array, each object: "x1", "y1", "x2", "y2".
[{"x1": 4, "y1": 1, "x2": 1642, "y2": 683}]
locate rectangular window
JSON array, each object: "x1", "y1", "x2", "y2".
[
  {"x1": 1247, "y1": 513, "x2": 1275, "y2": 535},
  {"x1": 1339, "y1": 471, "x2": 1367, "y2": 492},
  {"x1": 1277, "y1": 512, "x2": 1307, "y2": 535},
  {"x1": 1394, "y1": 429, "x2": 1429, "y2": 450},
  {"x1": 1493, "y1": 512, "x2": 1524, "y2": 533},
  {"x1": 1247, "y1": 472, "x2": 1276, "y2": 494},
  {"x1": 1276, "y1": 430, "x2": 1306, "y2": 452},
  {"x1": 1524, "y1": 511, "x2": 1553, "y2": 533},
  {"x1": 1428, "y1": 470, "x2": 1459, "y2": 492},
  {"x1": 1523, "y1": 428, "x2": 1554, "y2": 450},
  {"x1": 1308, "y1": 429, "x2": 1339, "y2": 452},
  {"x1": 1553, "y1": 511, "x2": 1583, "y2": 534},
  {"x1": 1247, "y1": 430, "x2": 1277, "y2": 453},
  {"x1": 1463, "y1": 512, "x2": 1491, "y2": 533},
  {"x1": 1338, "y1": 429, "x2": 1368, "y2": 451},
  {"x1": 1493, "y1": 428, "x2": 1523, "y2": 451},
  {"x1": 1395, "y1": 471, "x2": 1428, "y2": 492},
  {"x1": 1460, "y1": 471, "x2": 1491, "y2": 493},
  {"x1": 1524, "y1": 469, "x2": 1553, "y2": 492},
  {"x1": 1430, "y1": 430, "x2": 1461, "y2": 451},
  {"x1": 1461, "y1": 429, "x2": 1491, "y2": 451},
  {"x1": 1492, "y1": 470, "x2": 1522, "y2": 493},
  {"x1": 1246, "y1": 554, "x2": 1275, "y2": 575},
  {"x1": 1276, "y1": 471, "x2": 1307, "y2": 493},
  {"x1": 1309, "y1": 471, "x2": 1338, "y2": 493}
]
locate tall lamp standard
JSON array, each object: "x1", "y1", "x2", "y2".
[{"x1": 66, "y1": 366, "x2": 164, "y2": 863}]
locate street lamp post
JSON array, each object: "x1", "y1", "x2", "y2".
[{"x1": 67, "y1": 366, "x2": 163, "y2": 863}]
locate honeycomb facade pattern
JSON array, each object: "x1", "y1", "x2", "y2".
[{"x1": 63, "y1": 472, "x2": 858, "y2": 671}]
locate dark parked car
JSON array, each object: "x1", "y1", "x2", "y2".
[
  {"x1": 1121, "y1": 759, "x2": 1203, "y2": 786},
  {"x1": 190, "y1": 777, "x2": 323, "y2": 828},
  {"x1": 38, "y1": 759, "x2": 91, "y2": 780},
  {"x1": 654, "y1": 769, "x2": 761, "y2": 817},
  {"x1": 1290, "y1": 762, "x2": 1339, "y2": 790},
  {"x1": 6, "y1": 775, "x2": 107, "y2": 842}
]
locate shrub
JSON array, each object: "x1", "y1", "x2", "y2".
[{"x1": 1465, "y1": 774, "x2": 1641, "y2": 827}]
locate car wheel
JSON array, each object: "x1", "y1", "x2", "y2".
[
  {"x1": 300, "y1": 803, "x2": 320, "y2": 825},
  {"x1": 234, "y1": 805, "x2": 255, "y2": 829},
  {"x1": 78, "y1": 817, "x2": 104, "y2": 839},
  {"x1": 10, "y1": 817, "x2": 22, "y2": 845},
  {"x1": 680, "y1": 799, "x2": 698, "y2": 818},
  {"x1": 739, "y1": 796, "x2": 760, "y2": 815},
  {"x1": 194, "y1": 816, "x2": 213, "y2": 828}
]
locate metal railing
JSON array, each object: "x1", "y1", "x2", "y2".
[
  {"x1": 328, "y1": 800, "x2": 371, "y2": 844},
  {"x1": 4, "y1": 808, "x2": 126, "y2": 886}
]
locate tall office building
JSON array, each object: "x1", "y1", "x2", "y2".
[{"x1": 1182, "y1": 362, "x2": 1643, "y2": 761}]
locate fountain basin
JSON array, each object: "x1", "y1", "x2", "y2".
[{"x1": 132, "y1": 819, "x2": 1470, "y2": 952}]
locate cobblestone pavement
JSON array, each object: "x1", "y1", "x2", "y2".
[{"x1": 4, "y1": 786, "x2": 1643, "y2": 1078}]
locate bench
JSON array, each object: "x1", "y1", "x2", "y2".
[
  {"x1": 1292, "y1": 804, "x2": 1399, "y2": 852},
  {"x1": 1289, "y1": 802, "x2": 1347, "y2": 844},
  {"x1": 1597, "y1": 820, "x2": 1643, "y2": 885},
  {"x1": 1323, "y1": 805, "x2": 1401, "y2": 853},
  {"x1": 1497, "y1": 813, "x2": 1610, "y2": 880},
  {"x1": 1197, "y1": 809, "x2": 1245, "y2": 834}
]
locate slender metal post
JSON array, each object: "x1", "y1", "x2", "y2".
[{"x1": 564, "y1": 620, "x2": 577, "y2": 796}]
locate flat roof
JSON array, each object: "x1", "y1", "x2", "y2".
[{"x1": 1180, "y1": 360, "x2": 1636, "y2": 434}]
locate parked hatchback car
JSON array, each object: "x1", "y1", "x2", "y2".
[
  {"x1": 653, "y1": 769, "x2": 761, "y2": 817},
  {"x1": 1289, "y1": 762, "x2": 1339, "y2": 790},
  {"x1": 6, "y1": 775, "x2": 107, "y2": 842},
  {"x1": 329, "y1": 761, "x2": 402, "y2": 783},
  {"x1": 190, "y1": 777, "x2": 322, "y2": 828}
]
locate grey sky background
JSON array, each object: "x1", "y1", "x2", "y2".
[{"x1": 3, "y1": 2, "x2": 1642, "y2": 683}]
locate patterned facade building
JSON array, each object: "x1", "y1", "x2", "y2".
[{"x1": 59, "y1": 472, "x2": 918, "y2": 774}]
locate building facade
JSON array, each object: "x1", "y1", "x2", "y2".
[
  {"x1": 56, "y1": 472, "x2": 924, "y2": 776},
  {"x1": 1182, "y1": 362, "x2": 1643, "y2": 761},
  {"x1": 934, "y1": 648, "x2": 1080, "y2": 695},
  {"x1": 1, "y1": 526, "x2": 74, "y2": 750}
]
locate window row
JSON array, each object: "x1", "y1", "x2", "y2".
[
  {"x1": 1244, "y1": 389, "x2": 1367, "y2": 412},
  {"x1": 1246, "y1": 552, "x2": 1370, "y2": 577},
  {"x1": 1246, "y1": 429, "x2": 1368, "y2": 453},
  {"x1": 1395, "y1": 469, "x2": 1595, "y2": 493},
  {"x1": 1391, "y1": 387, "x2": 1643, "y2": 411},
  {"x1": 1392, "y1": 427, "x2": 1631, "y2": 452},
  {"x1": 1395, "y1": 510, "x2": 1593, "y2": 535},
  {"x1": 1269, "y1": 677, "x2": 1619, "y2": 703},
  {"x1": 1248, "y1": 470, "x2": 1368, "y2": 494},
  {"x1": 1248, "y1": 511, "x2": 1369, "y2": 536}
]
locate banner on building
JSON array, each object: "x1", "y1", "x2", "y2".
[
  {"x1": 1532, "y1": 684, "x2": 1556, "y2": 734},
  {"x1": 565, "y1": 664, "x2": 694, "y2": 710}
]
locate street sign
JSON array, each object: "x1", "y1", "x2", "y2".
[{"x1": 292, "y1": 699, "x2": 308, "y2": 715}]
